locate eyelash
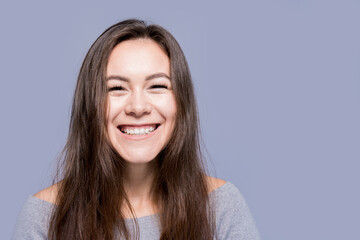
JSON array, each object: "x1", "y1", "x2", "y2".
[
  {"x1": 150, "y1": 84, "x2": 168, "y2": 89},
  {"x1": 108, "y1": 86, "x2": 124, "y2": 91},
  {"x1": 108, "y1": 84, "x2": 168, "y2": 92}
]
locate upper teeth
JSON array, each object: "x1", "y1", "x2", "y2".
[{"x1": 121, "y1": 126, "x2": 156, "y2": 135}]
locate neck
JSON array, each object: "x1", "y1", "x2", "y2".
[
  {"x1": 123, "y1": 161, "x2": 156, "y2": 200},
  {"x1": 122, "y1": 160, "x2": 159, "y2": 218}
]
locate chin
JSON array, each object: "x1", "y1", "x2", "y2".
[
  {"x1": 123, "y1": 157, "x2": 156, "y2": 165},
  {"x1": 116, "y1": 148, "x2": 160, "y2": 165}
]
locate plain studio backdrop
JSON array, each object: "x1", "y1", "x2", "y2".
[{"x1": 1, "y1": 0, "x2": 359, "y2": 239}]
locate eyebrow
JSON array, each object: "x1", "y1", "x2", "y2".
[{"x1": 106, "y1": 72, "x2": 171, "y2": 82}]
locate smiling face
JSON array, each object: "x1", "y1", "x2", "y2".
[{"x1": 106, "y1": 38, "x2": 177, "y2": 164}]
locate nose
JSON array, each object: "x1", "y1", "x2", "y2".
[{"x1": 124, "y1": 89, "x2": 151, "y2": 117}]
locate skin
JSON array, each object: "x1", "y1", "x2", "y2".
[
  {"x1": 34, "y1": 39, "x2": 226, "y2": 218},
  {"x1": 106, "y1": 38, "x2": 177, "y2": 165},
  {"x1": 106, "y1": 39, "x2": 177, "y2": 216}
]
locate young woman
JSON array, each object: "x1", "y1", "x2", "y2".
[{"x1": 13, "y1": 19, "x2": 260, "y2": 240}]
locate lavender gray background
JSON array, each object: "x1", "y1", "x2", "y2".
[{"x1": 1, "y1": 0, "x2": 359, "y2": 239}]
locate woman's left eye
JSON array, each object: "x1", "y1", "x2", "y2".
[{"x1": 150, "y1": 84, "x2": 168, "y2": 89}]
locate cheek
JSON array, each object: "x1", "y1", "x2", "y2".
[
  {"x1": 105, "y1": 98, "x2": 112, "y2": 121},
  {"x1": 106, "y1": 98, "x2": 124, "y2": 121},
  {"x1": 165, "y1": 98, "x2": 177, "y2": 129},
  {"x1": 169, "y1": 105, "x2": 177, "y2": 123},
  {"x1": 159, "y1": 95, "x2": 177, "y2": 119},
  {"x1": 106, "y1": 100, "x2": 122, "y2": 141}
]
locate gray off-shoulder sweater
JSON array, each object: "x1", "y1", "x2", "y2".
[{"x1": 13, "y1": 182, "x2": 260, "y2": 240}]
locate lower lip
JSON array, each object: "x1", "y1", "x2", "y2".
[{"x1": 118, "y1": 125, "x2": 160, "y2": 141}]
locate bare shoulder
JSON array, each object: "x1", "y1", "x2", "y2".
[
  {"x1": 206, "y1": 176, "x2": 227, "y2": 193},
  {"x1": 33, "y1": 181, "x2": 61, "y2": 205}
]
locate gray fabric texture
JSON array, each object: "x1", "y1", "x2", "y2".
[{"x1": 13, "y1": 182, "x2": 261, "y2": 239}]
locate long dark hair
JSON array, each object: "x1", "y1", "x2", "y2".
[{"x1": 49, "y1": 19, "x2": 214, "y2": 240}]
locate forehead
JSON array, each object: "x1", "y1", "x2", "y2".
[{"x1": 106, "y1": 38, "x2": 170, "y2": 77}]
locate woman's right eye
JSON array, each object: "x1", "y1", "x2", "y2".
[{"x1": 108, "y1": 86, "x2": 124, "y2": 91}]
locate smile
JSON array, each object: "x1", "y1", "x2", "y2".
[{"x1": 118, "y1": 124, "x2": 160, "y2": 136}]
